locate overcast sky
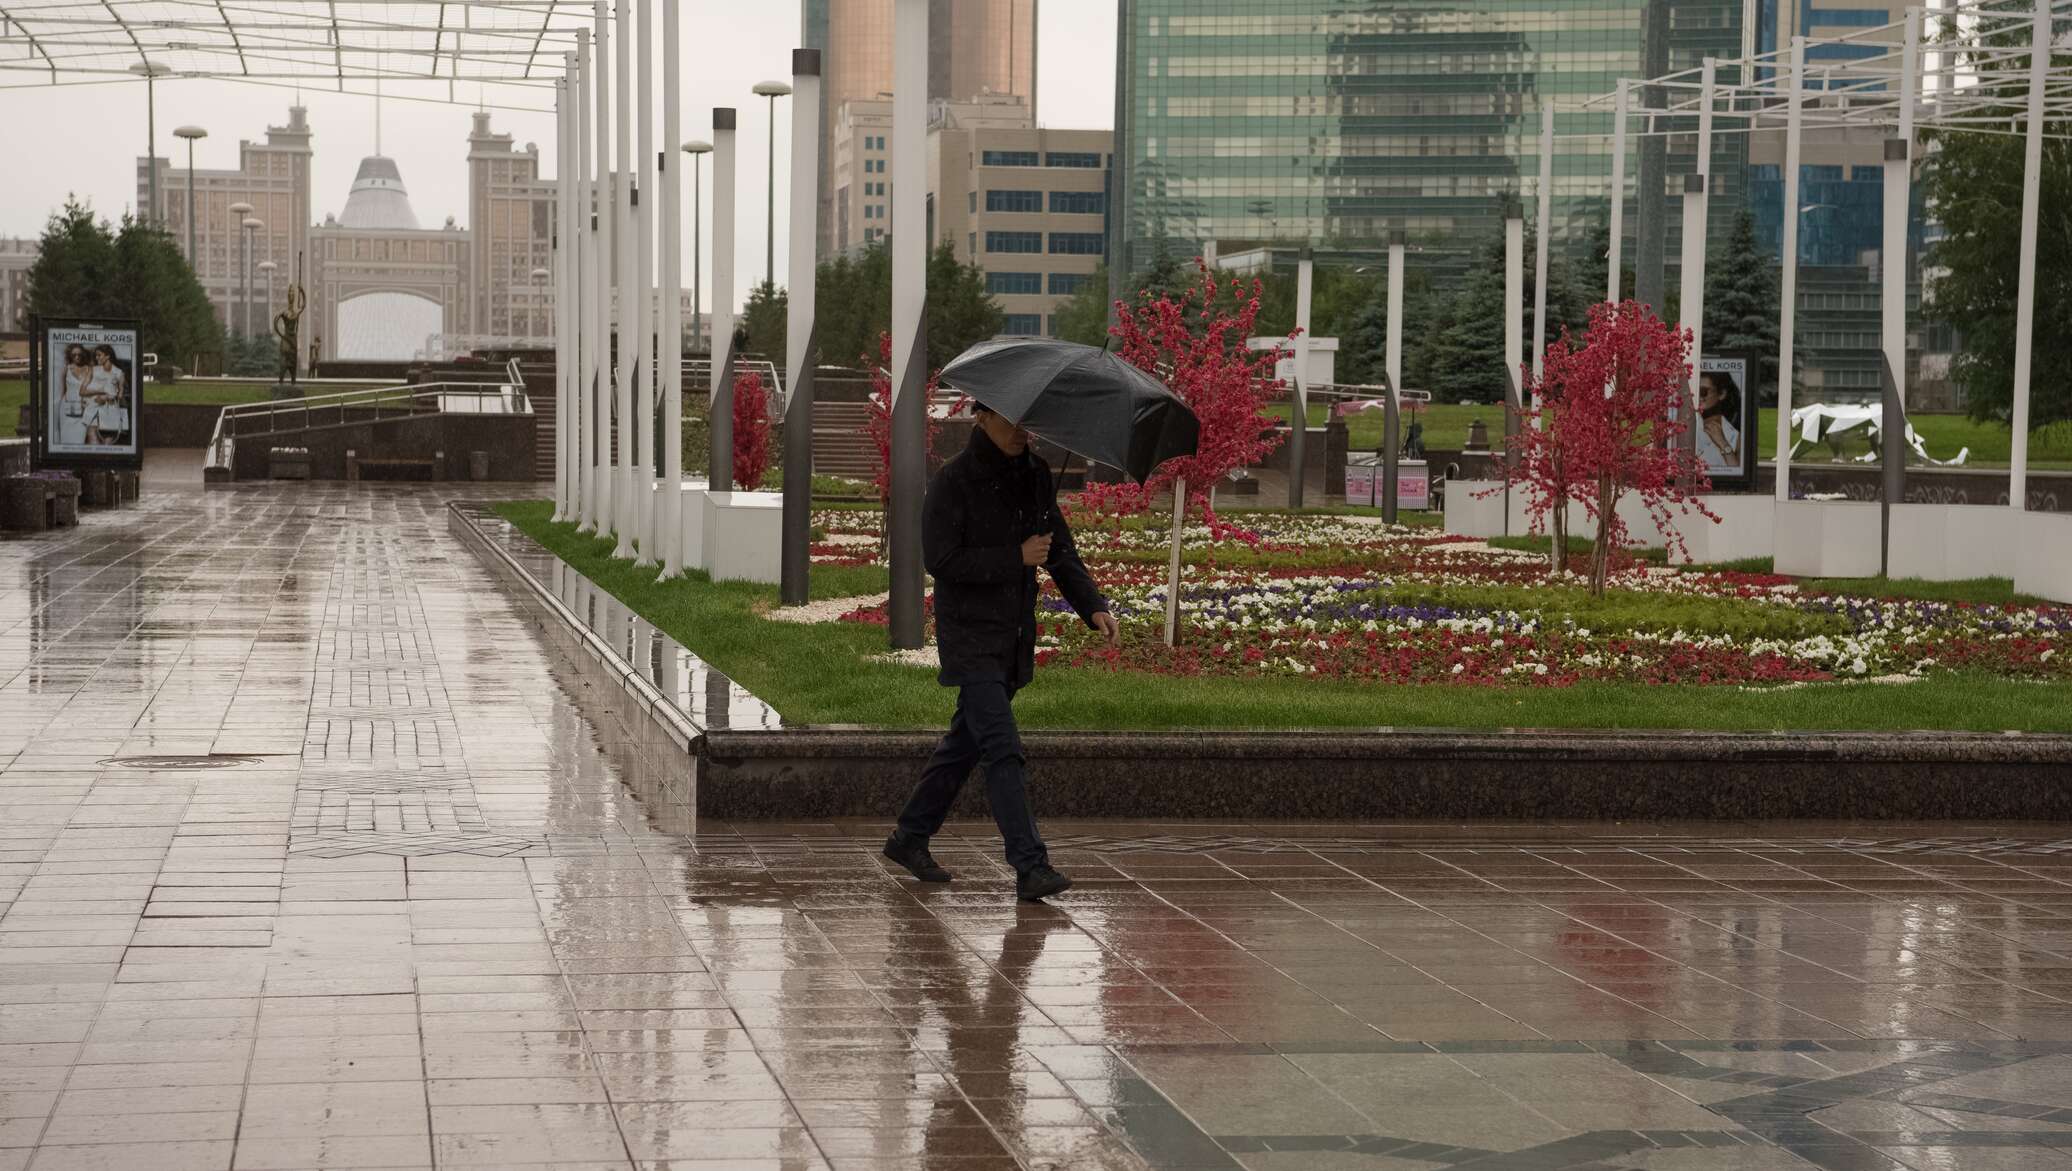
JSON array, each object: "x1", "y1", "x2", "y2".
[{"x1": 1, "y1": 2, "x2": 1118, "y2": 308}]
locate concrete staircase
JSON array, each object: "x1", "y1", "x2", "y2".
[{"x1": 812, "y1": 400, "x2": 878, "y2": 482}]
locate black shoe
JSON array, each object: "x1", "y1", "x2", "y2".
[
  {"x1": 883, "y1": 833, "x2": 952, "y2": 882},
  {"x1": 1017, "y1": 864, "x2": 1072, "y2": 902}
]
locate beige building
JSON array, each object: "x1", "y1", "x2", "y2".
[
  {"x1": 832, "y1": 95, "x2": 1110, "y2": 337},
  {"x1": 0, "y1": 238, "x2": 35, "y2": 333},
  {"x1": 466, "y1": 112, "x2": 557, "y2": 339},
  {"x1": 147, "y1": 105, "x2": 313, "y2": 338},
  {"x1": 804, "y1": 0, "x2": 1039, "y2": 256}
]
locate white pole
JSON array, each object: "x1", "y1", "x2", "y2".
[
  {"x1": 553, "y1": 74, "x2": 572, "y2": 523},
  {"x1": 1881, "y1": 11, "x2": 1920, "y2": 414},
  {"x1": 710, "y1": 108, "x2": 738, "y2": 498},
  {"x1": 1608, "y1": 80, "x2": 1628, "y2": 304},
  {"x1": 1163, "y1": 476, "x2": 1186, "y2": 647},
  {"x1": 610, "y1": 0, "x2": 637, "y2": 558},
  {"x1": 1777, "y1": 36, "x2": 1805, "y2": 503},
  {"x1": 1503, "y1": 211, "x2": 1524, "y2": 537},
  {"x1": 658, "y1": 0, "x2": 684, "y2": 579},
  {"x1": 887, "y1": 0, "x2": 930, "y2": 649},
  {"x1": 589, "y1": 3, "x2": 612, "y2": 534},
  {"x1": 1533, "y1": 101, "x2": 1554, "y2": 382},
  {"x1": 1289, "y1": 252, "x2": 1313, "y2": 509},
  {"x1": 576, "y1": 31, "x2": 596, "y2": 532},
  {"x1": 633, "y1": 0, "x2": 656, "y2": 567},
  {"x1": 2009, "y1": 0, "x2": 2048, "y2": 511},
  {"x1": 1384, "y1": 238, "x2": 1406, "y2": 523},
  {"x1": 781, "y1": 51, "x2": 823, "y2": 605},
  {"x1": 1681, "y1": 58, "x2": 1716, "y2": 413},
  {"x1": 1386, "y1": 243, "x2": 1405, "y2": 393}
]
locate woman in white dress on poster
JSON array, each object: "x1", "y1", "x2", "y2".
[
  {"x1": 85, "y1": 345, "x2": 128, "y2": 445},
  {"x1": 55, "y1": 344, "x2": 92, "y2": 448}
]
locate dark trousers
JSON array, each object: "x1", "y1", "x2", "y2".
[{"x1": 895, "y1": 681, "x2": 1048, "y2": 873}]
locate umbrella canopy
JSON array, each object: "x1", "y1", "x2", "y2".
[{"x1": 937, "y1": 338, "x2": 1199, "y2": 483}]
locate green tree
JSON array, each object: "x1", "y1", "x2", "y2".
[
  {"x1": 26, "y1": 197, "x2": 221, "y2": 370},
  {"x1": 1337, "y1": 269, "x2": 1437, "y2": 388},
  {"x1": 1418, "y1": 228, "x2": 1590, "y2": 403},
  {"x1": 1922, "y1": 56, "x2": 2071, "y2": 427},
  {"x1": 807, "y1": 239, "x2": 1002, "y2": 371},
  {"x1": 741, "y1": 279, "x2": 787, "y2": 364},
  {"x1": 1703, "y1": 208, "x2": 1781, "y2": 385},
  {"x1": 1050, "y1": 263, "x2": 1112, "y2": 346},
  {"x1": 1129, "y1": 234, "x2": 1191, "y2": 304},
  {"x1": 924, "y1": 240, "x2": 1004, "y2": 370}
]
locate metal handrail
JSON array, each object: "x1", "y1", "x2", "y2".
[{"x1": 205, "y1": 379, "x2": 531, "y2": 473}]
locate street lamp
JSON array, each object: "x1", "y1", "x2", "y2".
[
  {"x1": 681, "y1": 140, "x2": 713, "y2": 350},
  {"x1": 257, "y1": 261, "x2": 277, "y2": 335},
  {"x1": 227, "y1": 202, "x2": 253, "y2": 338},
  {"x1": 530, "y1": 267, "x2": 551, "y2": 339},
  {"x1": 130, "y1": 60, "x2": 171, "y2": 227},
  {"x1": 240, "y1": 216, "x2": 264, "y2": 342},
  {"x1": 751, "y1": 80, "x2": 793, "y2": 291},
  {"x1": 173, "y1": 126, "x2": 207, "y2": 266}
]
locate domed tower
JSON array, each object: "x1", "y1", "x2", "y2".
[{"x1": 338, "y1": 155, "x2": 421, "y2": 230}]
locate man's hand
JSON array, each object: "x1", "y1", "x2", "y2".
[
  {"x1": 1020, "y1": 533, "x2": 1052, "y2": 566},
  {"x1": 1091, "y1": 611, "x2": 1121, "y2": 649}
]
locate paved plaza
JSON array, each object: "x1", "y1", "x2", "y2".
[{"x1": 9, "y1": 486, "x2": 2072, "y2": 1170}]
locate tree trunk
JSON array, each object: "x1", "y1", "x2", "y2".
[
  {"x1": 1549, "y1": 452, "x2": 1568, "y2": 578},
  {"x1": 1591, "y1": 476, "x2": 1617, "y2": 597}
]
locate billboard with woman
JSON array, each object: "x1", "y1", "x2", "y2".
[
  {"x1": 1696, "y1": 355, "x2": 1756, "y2": 488},
  {"x1": 30, "y1": 319, "x2": 142, "y2": 468}
]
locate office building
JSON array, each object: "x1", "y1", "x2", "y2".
[
  {"x1": 0, "y1": 238, "x2": 36, "y2": 333},
  {"x1": 804, "y1": 0, "x2": 1040, "y2": 255},
  {"x1": 1109, "y1": 0, "x2": 1748, "y2": 287},
  {"x1": 147, "y1": 105, "x2": 314, "y2": 338},
  {"x1": 832, "y1": 94, "x2": 1110, "y2": 337}
]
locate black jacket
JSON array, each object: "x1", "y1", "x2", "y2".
[{"x1": 924, "y1": 428, "x2": 1108, "y2": 687}]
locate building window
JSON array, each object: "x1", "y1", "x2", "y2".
[
  {"x1": 1045, "y1": 151, "x2": 1103, "y2": 169},
  {"x1": 1047, "y1": 232, "x2": 1105, "y2": 256},
  {"x1": 986, "y1": 189, "x2": 1043, "y2": 213},
  {"x1": 981, "y1": 150, "x2": 1039, "y2": 167},
  {"x1": 986, "y1": 231, "x2": 1042, "y2": 254},
  {"x1": 968, "y1": 232, "x2": 977, "y2": 259},
  {"x1": 968, "y1": 191, "x2": 976, "y2": 213},
  {"x1": 986, "y1": 271, "x2": 1042, "y2": 295},
  {"x1": 1001, "y1": 313, "x2": 1043, "y2": 335},
  {"x1": 1049, "y1": 272, "x2": 1092, "y2": 296},
  {"x1": 1049, "y1": 191, "x2": 1105, "y2": 215}
]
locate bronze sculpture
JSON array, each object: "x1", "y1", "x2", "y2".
[{"x1": 273, "y1": 283, "x2": 307, "y2": 385}]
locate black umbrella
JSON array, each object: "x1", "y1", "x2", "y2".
[{"x1": 938, "y1": 337, "x2": 1199, "y2": 484}]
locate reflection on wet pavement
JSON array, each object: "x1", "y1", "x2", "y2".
[{"x1": 11, "y1": 487, "x2": 2072, "y2": 1169}]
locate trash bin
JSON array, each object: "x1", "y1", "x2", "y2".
[{"x1": 469, "y1": 451, "x2": 491, "y2": 482}]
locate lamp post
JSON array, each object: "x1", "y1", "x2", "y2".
[
  {"x1": 681, "y1": 140, "x2": 712, "y2": 350},
  {"x1": 531, "y1": 268, "x2": 551, "y2": 338},
  {"x1": 751, "y1": 80, "x2": 792, "y2": 291},
  {"x1": 227, "y1": 202, "x2": 253, "y2": 339},
  {"x1": 130, "y1": 60, "x2": 170, "y2": 227},
  {"x1": 240, "y1": 217, "x2": 264, "y2": 342},
  {"x1": 174, "y1": 125, "x2": 207, "y2": 266},
  {"x1": 257, "y1": 260, "x2": 276, "y2": 335}
]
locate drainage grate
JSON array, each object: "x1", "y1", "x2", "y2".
[{"x1": 101, "y1": 754, "x2": 268, "y2": 769}]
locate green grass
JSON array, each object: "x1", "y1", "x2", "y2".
[
  {"x1": 1277, "y1": 399, "x2": 2072, "y2": 470},
  {"x1": 496, "y1": 499, "x2": 2072, "y2": 734}
]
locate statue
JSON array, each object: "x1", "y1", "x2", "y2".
[
  {"x1": 272, "y1": 283, "x2": 307, "y2": 385},
  {"x1": 309, "y1": 333, "x2": 323, "y2": 376}
]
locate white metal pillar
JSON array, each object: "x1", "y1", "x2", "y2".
[
  {"x1": 709, "y1": 108, "x2": 739, "y2": 494},
  {"x1": 658, "y1": 0, "x2": 685, "y2": 579},
  {"x1": 1532, "y1": 102, "x2": 1554, "y2": 382},
  {"x1": 1288, "y1": 250, "x2": 1313, "y2": 509},
  {"x1": 1503, "y1": 211, "x2": 1524, "y2": 537},
  {"x1": 887, "y1": 0, "x2": 929, "y2": 649},
  {"x1": 2009, "y1": 0, "x2": 2050, "y2": 510},
  {"x1": 1881, "y1": 10, "x2": 1920, "y2": 413},
  {"x1": 1776, "y1": 36, "x2": 1806, "y2": 503},
  {"x1": 633, "y1": 0, "x2": 656, "y2": 566},
  {"x1": 576, "y1": 31, "x2": 596, "y2": 532},
  {"x1": 610, "y1": 0, "x2": 637, "y2": 558},
  {"x1": 780, "y1": 49, "x2": 824, "y2": 605},
  {"x1": 553, "y1": 73, "x2": 573, "y2": 523},
  {"x1": 1383, "y1": 235, "x2": 1406, "y2": 524},
  {"x1": 587, "y1": 3, "x2": 612, "y2": 534},
  {"x1": 1680, "y1": 59, "x2": 1716, "y2": 414},
  {"x1": 1608, "y1": 80, "x2": 1628, "y2": 304}
]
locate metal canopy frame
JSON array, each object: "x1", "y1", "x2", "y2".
[{"x1": 0, "y1": 1, "x2": 587, "y2": 104}]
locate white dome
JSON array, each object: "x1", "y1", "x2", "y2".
[{"x1": 338, "y1": 155, "x2": 420, "y2": 230}]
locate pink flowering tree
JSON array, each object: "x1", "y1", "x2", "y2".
[
  {"x1": 1507, "y1": 300, "x2": 1717, "y2": 595},
  {"x1": 732, "y1": 369, "x2": 773, "y2": 490},
  {"x1": 1078, "y1": 261, "x2": 1289, "y2": 540}
]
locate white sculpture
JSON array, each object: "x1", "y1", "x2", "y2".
[{"x1": 1787, "y1": 403, "x2": 1969, "y2": 467}]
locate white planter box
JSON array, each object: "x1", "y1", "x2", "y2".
[
  {"x1": 1442, "y1": 479, "x2": 1531, "y2": 538},
  {"x1": 1775, "y1": 499, "x2": 1883, "y2": 578},
  {"x1": 2017, "y1": 511, "x2": 2072, "y2": 603},
  {"x1": 702, "y1": 490, "x2": 782, "y2": 584},
  {"x1": 1888, "y1": 504, "x2": 2021, "y2": 582},
  {"x1": 675, "y1": 480, "x2": 710, "y2": 571}
]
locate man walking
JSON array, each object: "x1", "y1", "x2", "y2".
[{"x1": 883, "y1": 405, "x2": 1119, "y2": 901}]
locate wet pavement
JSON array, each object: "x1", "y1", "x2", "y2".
[{"x1": 11, "y1": 487, "x2": 2072, "y2": 1170}]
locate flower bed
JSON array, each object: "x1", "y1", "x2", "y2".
[{"x1": 808, "y1": 508, "x2": 2071, "y2": 688}]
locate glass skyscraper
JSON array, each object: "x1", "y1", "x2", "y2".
[{"x1": 1110, "y1": 0, "x2": 1748, "y2": 281}]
